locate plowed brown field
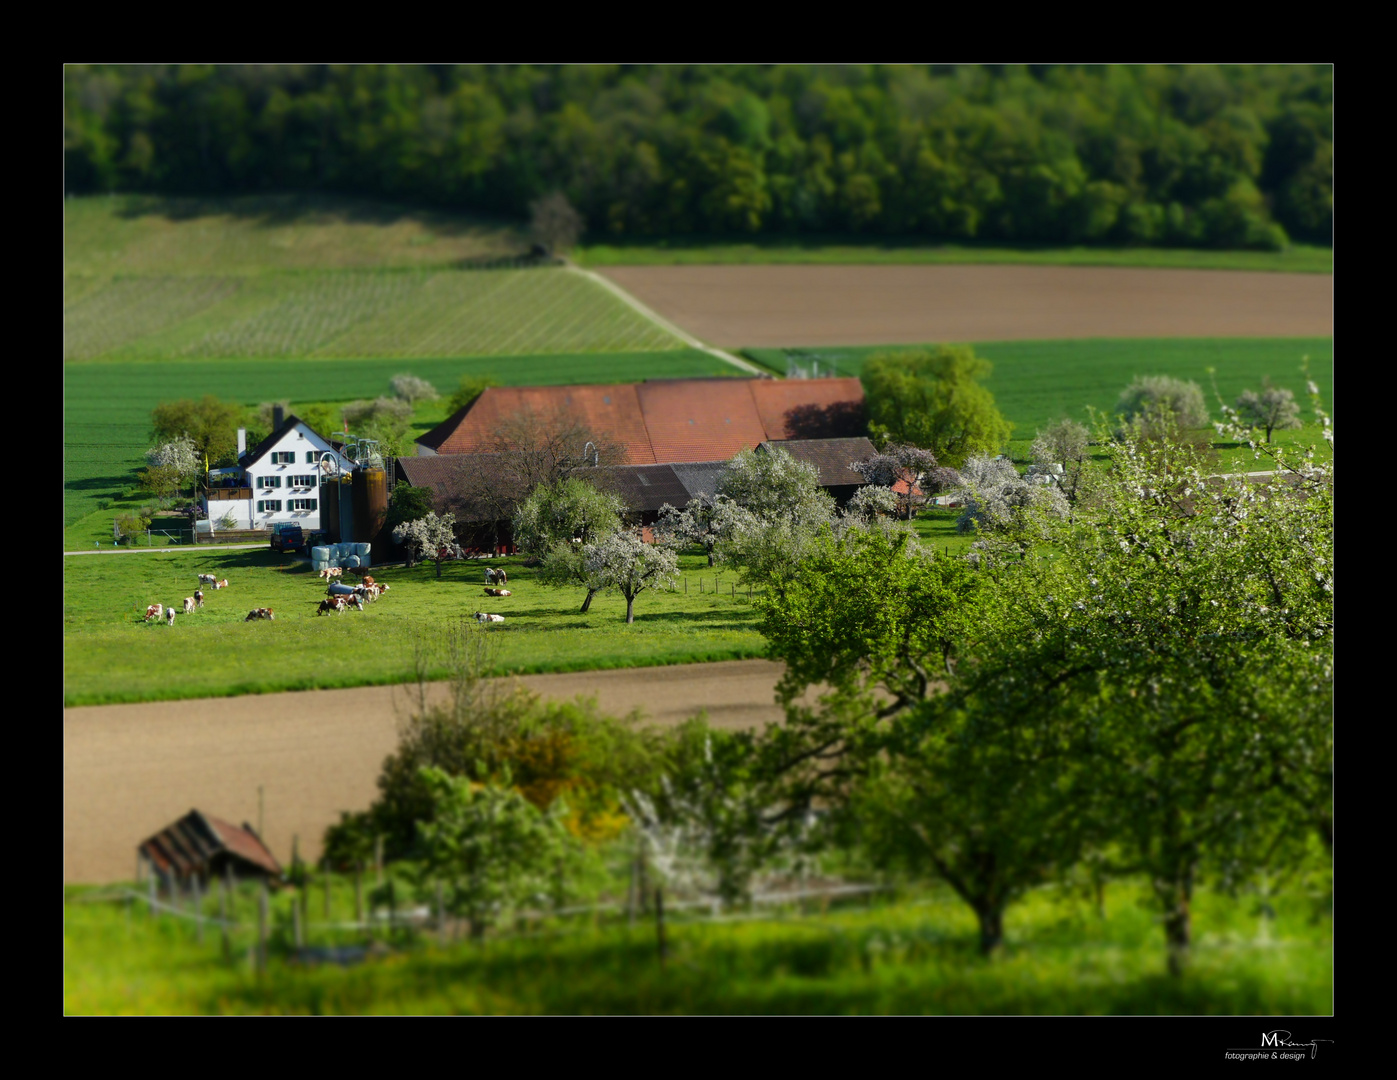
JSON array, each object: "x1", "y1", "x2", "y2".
[
  {"x1": 64, "y1": 660, "x2": 800, "y2": 884},
  {"x1": 598, "y1": 265, "x2": 1334, "y2": 346}
]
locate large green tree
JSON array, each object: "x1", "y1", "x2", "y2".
[{"x1": 861, "y1": 347, "x2": 1013, "y2": 468}]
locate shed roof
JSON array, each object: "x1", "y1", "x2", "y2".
[
  {"x1": 760, "y1": 437, "x2": 878, "y2": 488},
  {"x1": 138, "y1": 810, "x2": 281, "y2": 879}
]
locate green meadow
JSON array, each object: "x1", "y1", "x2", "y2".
[
  {"x1": 64, "y1": 873, "x2": 1331, "y2": 1015},
  {"x1": 63, "y1": 349, "x2": 735, "y2": 540},
  {"x1": 63, "y1": 548, "x2": 767, "y2": 707}
]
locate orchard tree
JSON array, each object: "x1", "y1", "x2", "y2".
[
  {"x1": 953, "y1": 454, "x2": 1068, "y2": 546},
  {"x1": 583, "y1": 529, "x2": 680, "y2": 623},
  {"x1": 860, "y1": 347, "x2": 1013, "y2": 467},
  {"x1": 653, "y1": 493, "x2": 744, "y2": 567},
  {"x1": 384, "y1": 481, "x2": 437, "y2": 536},
  {"x1": 851, "y1": 443, "x2": 954, "y2": 520},
  {"x1": 515, "y1": 477, "x2": 627, "y2": 612},
  {"x1": 1235, "y1": 378, "x2": 1302, "y2": 443},
  {"x1": 143, "y1": 434, "x2": 200, "y2": 500},
  {"x1": 716, "y1": 446, "x2": 835, "y2": 527},
  {"x1": 1115, "y1": 375, "x2": 1209, "y2": 432},
  {"x1": 1029, "y1": 418, "x2": 1093, "y2": 515},
  {"x1": 390, "y1": 373, "x2": 439, "y2": 405},
  {"x1": 393, "y1": 511, "x2": 459, "y2": 577},
  {"x1": 528, "y1": 191, "x2": 584, "y2": 255},
  {"x1": 150, "y1": 395, "x2": 247, "y2": 467}
]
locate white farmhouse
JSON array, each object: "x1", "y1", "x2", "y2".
[{"x1": 202, "y1": 413, "x2": 355, "y2": 533}]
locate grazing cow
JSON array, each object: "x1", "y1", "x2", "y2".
[
  {"x1": 144, "y1": 604, "x2": 163, "y2": 622},
  {"x1": 483, "y1": 587, "x2": 512, "y2": 597},
  {"x1": 214, "y1": 579, "x2": 229, "y2": 589},
  {"x1": 194, "y1": 590, "x2": 204, "y2": 609},
  {"x1": 198, "y1": 574, "x2": 217, "y2": 586},
  {"x1": 164, "y1": 607, "x2": 176, "y2": 627},
  {"x1": 316, "y1": 598, "x2": 346, "y2": 616},
  {"x1": 484, "y1": 567, "x2": 497, "y2": 584},
  {"x1": 473, "y1": 612, "x2": 505, "y2": 623},
  {"x1": 496, "y1": 568, "x2": 507, "y2": 585},
  {"x1": 244, "y1": 608, "x2": 275, "y2": 621},
  {"x1": 361, "y1": 576, "x2": 375, "y2": 588},
  {"x1": 183, "y1": 597, "x2": 196, "y2": 615},
  {"x1": 347, "y1": 595, "x2": 364, "y2": 611}
]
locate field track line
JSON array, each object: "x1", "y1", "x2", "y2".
[{"x1": 566, "y1": 264, "x2": 766, "y2": 376}]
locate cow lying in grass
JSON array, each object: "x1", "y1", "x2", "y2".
[
  {"x1": 213, "y1": 579, "x2": 229, "y2": 589},
  {"x1": 244, "y1": 608, "x2": 275, "y2": 621},
  {"x1": 144, "y1": 604, "x2": 163, "y2": 622},
  {"x1": 318, "y1": 568, "x2": 343, "y2": 579},
  {"x1": 474, "y1": 612, "x2": 505, "y2": 623},
  {"x1": 483, "y1": 587, "x2": 512, "y2": 597}
]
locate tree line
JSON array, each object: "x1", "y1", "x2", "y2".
[{"x1": 66, "y1": 64, "x2": 1331, "y2": 247}]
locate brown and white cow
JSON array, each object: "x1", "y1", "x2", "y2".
[
  {"x1": 164, "y1": 607, "x2": 177, "y2": 627},
  {"x1": 198, "y1": 574, "x2": 217, "y2": 586},
  {"x1": 474, "y1": 612, "x2": 505, "y2": 623},
  {"x1": 483, "y1": 587, "x2": 512, "y2": 597},
  {"x1": 317, "y1": 598, "x2": 346, "y2": 616},
  {"x1": 144, "y1": 604, "x2": 163, "y2": 622},
  {"x1": 214, "y1": 579, "x2": 229, "y2": 589},
  {"x1": 244, "y1": 608, "x2": 275, "y2": 621},
  {"x1": 183, "y1": 597, "x2": 196, "y2": 615},
  {"x1": 194, "y1": 590, "x2": 204, "y2": 609}
]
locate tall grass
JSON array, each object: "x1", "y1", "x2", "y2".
[{"x1": 64, "y1": 877, "x2": 1332, "y2": 1015}]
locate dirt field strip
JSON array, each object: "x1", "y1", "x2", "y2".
[
  {"x1": 597, "y1": 264, "x2": 1334, "y2": 347},
  {"x1": 567, "y1": 264, "x2": 766, "y2": 375},
  {"x1": 64, "y1": 659, "x2": 799, "y2": 885}
]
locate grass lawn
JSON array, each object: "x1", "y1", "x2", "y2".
[
  {"x1": 63, "y1": 547, "x2": 767, "y2": 706},
  {"x1": 577, "y1": 237, "x2": 1334, "y2": 275},
  {"x1": 63, "y1": 349, "x2": 735, "y2": 539},
  {"x1": 64, "y1": 872, "x2": 1332, "y2": 1015}
]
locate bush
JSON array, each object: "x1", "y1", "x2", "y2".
[
  {"x1": 114, "y1": 512, "x2": 151, "y2": 543},
  {"x1": 1115, "y1": 375, "x2": 1209, "y2": 432},
  {"x1": 389, "y1": 374, "x2": 438, "y2": 405}
]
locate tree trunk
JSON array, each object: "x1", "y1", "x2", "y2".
[
  {"x1": 435, "y1": 558, "x2": 442, "y2": 579},
  {"x1": 974, "y1": 903, "x2": 1005, "y2": 955},
  {"x1": 625, "y1": 593, "x2": 636, "y2": 624},
  {"x1": 580, "y1": 588, "x2": 598, "y2": 613},
  {"x1": 1154, "y1": 871, "x2": 1194, "y2": 976}
]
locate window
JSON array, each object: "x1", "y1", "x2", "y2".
[
  {"x1": 258, "y1": 475, "x2": 281, "y2": 488},
  {"x1": 287, "y1": 474, "x2": 314, "y2": 488},
  {"x1": 271, "y1": 451, "x2": 295, "y2": 464},
  {"x1": 289, "y1": 498, "x2": 318, "y2": 512},
  {"x1": 257, "y1": 500, "x2": 283, "y2": 513},
  {"x1": 306, "y1": 451, "x2": 318, "y2": 464}
]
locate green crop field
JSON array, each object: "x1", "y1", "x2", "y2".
[
  {"x1": 63, "y1": 350, "x2": 736, "y2": 538},
  {"x1": 749, "y1": 337, "x2": 1335, "y2": 468},
  {"x1": 578, "y1": 238, "x2": 1334, "y2": 274},
  {"x1": 63, "y1": 548, "x2": 767, "y2": 706},
  {"x1": 64, "y1": 872, "x2": 1331, "y2": 1015},
  {"x1": 65, "y1": 268, "x2": 687, "y2": 362}
]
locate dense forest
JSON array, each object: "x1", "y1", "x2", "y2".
[{"x1": 64, "y1": 65, "x2": 1332, "y2": 249}]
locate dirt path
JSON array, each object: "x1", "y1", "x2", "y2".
[
  {"x1": 64, "y1": 660, "x2": 795, "y2": 884},
  {"x1": 597, "y1": 264, "x2": 1333, "y2": 347}
]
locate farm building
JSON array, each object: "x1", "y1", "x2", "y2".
[
  {"x1": 398, "y1": 377, "x2": 875, "y2": 546},
  {"x1": 201, "y1": 407, "x2": 357, "y2": 534},
  {"x1": 414, "y1": 376, "x2": 867, "y2": 462},
  {"x1": 138, "y1": 809, "x2": 282, "y2": 890}
]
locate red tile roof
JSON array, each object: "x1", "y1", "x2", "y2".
[{"x1": 416, "y1": 377, "x2": 865, "y2": 465}]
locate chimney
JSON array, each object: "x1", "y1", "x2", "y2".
[
  {"x1": 237, "y1": 428, "x2": 246, "y2": 458},
  {"x1": 273, "y1": 405, "x2": 284, "y2": 430}
]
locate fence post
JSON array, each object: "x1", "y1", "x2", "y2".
[
  {"x1": 293, "y1": 892, "x2": 302, "y2": 948},
  {"x1": 220, "y1": 873, "x2": 231, "y2": 962},
  {"x1": 374, "y1": 835, "x2": 384, "y2": 887},
  {"x1": 355, "y1": 862, "x2": 365, "y2": 927},
  {"x1": 323, "y1": 858, "x2": 331, "y2": 919},
  {"x1": 655, "y1": 886, "x2": 667, "y2": 969},
  {"x1": 256, "y1": 879, "x2": 268, "y2": 976},
  {"x1": 436, "y1": 880, "x2": 446, "y2": 947},
  {"x1": 148, "y1": 865, "x2": 157, "y2": 917},
  {"x1": 193, "y1": 875, "x2": 204, "y2": 945}
]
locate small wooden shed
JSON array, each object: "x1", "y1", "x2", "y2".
[{"x1": 138, "y1": 809, "x2": 282, "y2": 888}]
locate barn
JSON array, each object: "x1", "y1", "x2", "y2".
[{"x1": 137, "y1": 809, "x2": 282, "y2": 890}]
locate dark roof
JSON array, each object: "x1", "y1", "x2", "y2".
[
  {"x1": 596, "y1": 463, "x2": 693, "y2": 516},
  {"x1": 395, "y1": 454, "x2": 475, "y2": 495},
  {"x1": 669, "y1": 461, "x2": 730, "y2": 500},
  {"x1": 760, "y1": 437, "x2": 877, "y2": 487},
  {"x1": 138, "y1": 810, "x2": 282, "y2": 879}
]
